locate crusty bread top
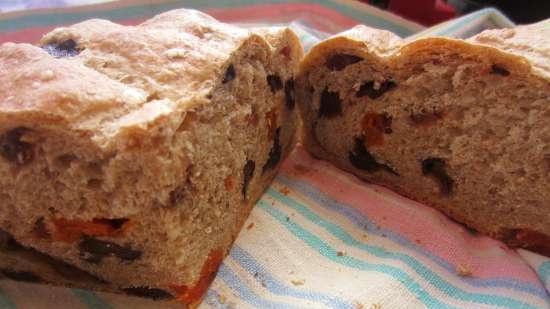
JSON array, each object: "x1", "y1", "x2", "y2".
[
  {"x1": 0, "y1": 9, "x2": 293, "y2": 148},
  {"x1": 0, "y1": 43, "x2": 159, "y2": 139},
  {"x1": 467, "y1": 20, "x2": 550, "y2": 78},
  {"x1": 299, "y1": 19, "x2": 550, "y2": 80},
  {"x1": 38, "y1": 9, "x2": 269, "y2": 102}
]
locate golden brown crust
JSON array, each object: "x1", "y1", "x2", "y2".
[
  {"x1": 0, "y1": 43, "x2": 147, "y2": 134},
  {"x1": 467, "y1": 20, "x2": 550, "y2": 79},
  {"x1": 299, "y1": 21, "x2": 550, "y2": 81}
]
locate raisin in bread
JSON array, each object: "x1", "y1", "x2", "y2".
[
  {"x1": 295, "y1": 21, "x2": 550, "y2": 256},
  {"x1": 0, "y1": 9, "x2": 302, "y2": 306}
]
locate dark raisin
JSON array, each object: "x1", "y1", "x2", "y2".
[
  {"x1": 267, "y1": 75, "x2": 283, "y2": 93},
  {"x1": 169, "y1": 185, "x2": 185, "y2": 206},
  {"x1": 98, "y1": 218, "x2": 129, "y2": 230},
  {"x1": 123, "y1": 287, "x2": 174, "y2": 300},
  {"x1": 421, "y1": 157, "x2": 454, "y2": 195},
  {"x1": 33, "y1": 217, "x2": 50, "y2": 239},
  {"x1": 348, "y1": 137, "x2": 398, "y2": 175},
  {"x1": 326, "y1": 54, "x2": 363, "y2": 71},
  {"x1": 222, "y1": 64, "x2": 236, "y2": 83},
  {"x1": 318, "y1": 87, "x2": 342, "y2": 118},
  {"x1": 262, "y1": 128, "x2": 282, "y2": 173},
  {"x1": 491, "y1": 64, "x2": 510, "y2": 76},
  {"x1": 501, "y1": 229, "x2": 550, "y2": 256},
  {"x1": 356, "y1": 80, "x2": 396, "y2": 99},
  {"x1": 42, "y1": 39, "x2": 80, "y2": 58},
  {"x1": 78, "y1": 237, "x2": 141, "y2": 263},
  {"x1": 0, "y1": 127, "x2": 34, "y2": 166},
  {"x1": 0, "y1": 230, "x2": 20, "y2": 251},
  {"x1": 242, "y1": 160, "x2": 255, "y2": 197},
  {"x1": 1, "y1": 269, "x2": 43, "y2": 283},
  {"x1": 284, "y1": 79, "x2": 295, "y2": 110}
]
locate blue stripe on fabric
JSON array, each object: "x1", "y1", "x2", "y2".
[
  {"x1": 71, "y1": 289, "x2": 114, "y2": 309},
  {"x1": 539, "y1": 261, "x2": 550, "y2": 288},
  {"x1": 230, "y1": 245, "x2": 356, "y2": 309},
  {"x1": 276, "y1": 174, "x2": 550, "y2": 301},
  {"x1": 435, "y1": 8, "x2": 497, "y2": 36},
  {"x1": 0, "y1": 286, "x2": 16, "y2": 309},
  {"x1": 257, "y1": 199, "x2": 458, "y2": 309},
  {"x1": 218, "y1": 263, "x2": 308, "y2": 309},
  {"x1": 265, "y1": 187, "x2": 542, "y2": 309}
]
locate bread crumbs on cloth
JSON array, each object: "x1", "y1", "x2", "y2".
[
  {"x1": 291, "y1": 279, "x2": 305, "y2": 286},
  {"x1": 456, "y1": 263, "x2": 472, "y2": 277},
  {"x1": 279, "y1": 186, "x2": 291, "y2": 195}
]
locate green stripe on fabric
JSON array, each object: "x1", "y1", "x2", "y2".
[
  {"x1": 0, "y1": 286, "x2": 16, "y2": 309},
  {"x1": 72, "y1": 289, "x2": 114, "y2": 309},
  {"x1": 322, "y1": 0, "x2": 417, "y2": 36},
  {"x1": 257, "y1": 199, "x2": 457, "y2": 309},
  {"x1": 0, "y1": 0, "x2": 417, "y2": 36},
  {"x1": 266, "y1": 188, "x2": 539, "y2": 309}
]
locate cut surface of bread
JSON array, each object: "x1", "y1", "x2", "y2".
[
  {"x1": 0, "y1": 9, "x2": 302, "y2": 306},
  {"x1": 296, "y1": 21, "x2": 550, "y2": 256}
]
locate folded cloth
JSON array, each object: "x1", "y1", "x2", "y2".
[{"x1": 0, "y1": 1, "x2": 548, "y2": 308}]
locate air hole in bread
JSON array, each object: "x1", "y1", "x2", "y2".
[
  {"x1": 123, "y1": 286, "x2": 174, "y2": 300},
  {"x1": 326, "y1": 54, "x2": 363, "y2": 71},
  {"x1": 242, "y1": 160, "x2": 255, "y2": 198},
  {"x1": 491, "y1": 64, "x2": 510, "y2": 76},
  {"x1": 222, "y1": 64, "x2": 236, "y2": 83},
  {"x1": 319, "y1": 87, "x2": 342, "y2": 118},
  {"x1": 0, "y1": 127, "x2": 34, "y2": 166},
  {"x1": 421, "y1": 157, "x2": 454, "y2": 195},
  {"x1": 262, "y1": 128, "x2": 282, "y2": 173},
  {"x1": 348, "y1": 137, "x2": 398, "y2": 175},
  {"x1": 267, "y1": 75, "x2": 283, "y2": 93},
  {"x1": 42, "y1": 39, "x2": 81, "y2": 58},
  {"x1": 284, "y1": 79, "x2": 295, "y2": 110}
]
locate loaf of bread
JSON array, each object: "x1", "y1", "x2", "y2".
[
  {"x1": 0, "y1": 9, "x2": 302, "y2": 305},
  {"x1": 295, "y1": 21, "x2": 550, "y2": 256}
]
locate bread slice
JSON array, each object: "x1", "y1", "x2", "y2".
[
  {"x1": 0, "y1": 9, "x2": 302, "y2": 305},
  {"x1": 295, "y1": 21, "x2": 550, "y2": 256}
]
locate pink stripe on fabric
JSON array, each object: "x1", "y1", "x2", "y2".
[
  {"x1": 0, "y1": 18, "x2": 146, "y2": 44},
  {"x1": 281, "y1": 147, "x2": 539, "y2": 282}
]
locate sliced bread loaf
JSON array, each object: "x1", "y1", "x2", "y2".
[
  {"x1": 0, "y1": 9, "x2": 302, "y2": 305},
  {"x1": 296, "y1": 21, "x2": 550, "y2": 256}
]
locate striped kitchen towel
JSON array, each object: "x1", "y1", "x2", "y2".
[{"x1": 0, "y1": 1, "x2": 548, "y2": 308}]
